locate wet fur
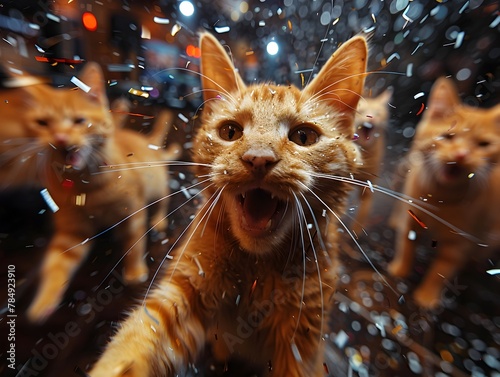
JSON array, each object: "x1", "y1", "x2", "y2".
[
  {"x1": 0, "y1": 64, "x2": 179, "y2": 322},
  {"x1": 388, "y1": 77, "x2": 500, "y2": 308},
  {"x1": 88, "y1": 33, "x2": 367, "y2": 377}
]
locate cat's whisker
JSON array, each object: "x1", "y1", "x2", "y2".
[
  {"x1": 297, "y1": 180, "x2": 403, "y2": 300},
  {"x1": 290, "y1": 193, "x2": 308, "y2": 345},
  {"x1": 142, "y1": 184, "x2": 224, "y2": 304},
  {"x1": 96, "y1": 180, "x2": 215, "y2": 290},
  {"x1": 60, "y1": 177, "x2": 213, "y2": 257},
  {"x1": 92, "y1": 160, "x2": 214, "y2": 175},
  {"x1": 312, "y1": 172, "x2": 488, "y2": 246},
  {"x1": 292, "y1": 193, "x2": 325, "y2": 348}
]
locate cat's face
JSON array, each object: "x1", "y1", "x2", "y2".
[
  {"x1": 0, "y1": 63, "x2": 113, "y2": 172},
  {"x1": 354, "y1": 89, "x2": 391, "y2": 147},
  {"x1": 193, "y1": 33, "x2": 367, "y2": 254},
  {"x1": 414, "y1": 78, "x2": 500, "y2": 187}
]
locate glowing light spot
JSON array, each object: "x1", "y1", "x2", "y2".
[
  {"x1": 82, "y1": 12, "x2": 97, "y2": 32},
  {"x1": 179, "y1": 1, "x2": 195, "y2": 17},
  {"x1": 266, "y1": 41, "x2": 279, "y2": 56}
]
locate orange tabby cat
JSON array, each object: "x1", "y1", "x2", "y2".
[
  {"x1": 88, "y1": 32, "x2": 367, "y2": 377},
  {"x1": 351, "y1": 88, "x2": 392, "y2": 235},
  {"x1": 0, "y1": 63, "x2": 179, "y2": 322},
  {"x1": 388, "y1": 77, "x2": 500, "y2": 308}
]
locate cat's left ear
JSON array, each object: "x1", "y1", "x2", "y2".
[
  {"x1": 78, "y1": 62, "x2": 109, "y2": 107},
  {"x1": 378, "y1": 87, "x2": 393, "y2": 103},
  {"x1": 304, "y1": 36, "x2": 368, "y2": 125},
  {"x1": 199, "y1": 32, "x2": 246, "y2": 106}
]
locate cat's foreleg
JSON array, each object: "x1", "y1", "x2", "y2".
[
  {"x1": 27, "y1": 219, "x2": 92, "y2": 322},
  {"x1": 388, "y1": 214, "x2": 418, "y2": 278},
  {"x1": 267, "y1": 321, "x2": 325, "y2": 376},
  {"x1": 88, "y1": 280, "x2": 206, "y2": 377},
  {"x1": 413, "y1": 242, "x2": 468, "y2": 309},
  {"x1": 121, "y1": 210, "x2": 149, "y2": 283},
  {"x1": 351, "y1": 188, "x2": 373, "y2": 236}
]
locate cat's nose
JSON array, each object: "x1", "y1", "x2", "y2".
[
  {"x1": 54, "y1": 133, "x2": 69, "y2": 147},
  {"x1": 241, "y1": 148, "x2": 278, "y2": 173}
]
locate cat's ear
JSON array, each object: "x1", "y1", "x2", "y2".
[
  {"x1": 199, "y1": 32, "x2": 246, "y2": 106},
  {"x1": 378, "y1": 87, "x2": 393, "y2": 104},
  {"x1": 425, "y1": 77, "x2": 460, "y2": 119},
  {"x1": 78, "y1": 62, "x2": 109, "y2": 107},
  {"x1": 304, "y1": 36, "x2": 368, "y2": 121}
]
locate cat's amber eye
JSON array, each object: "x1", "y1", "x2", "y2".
[
  {"x1": 477, "y1": 140, "x2": 491, "y2": 147},
  {"x1": 36, "y1": 119, "x2": 49, "y2": 127},
  {"x1": 441, "y1": 133, "x2": 455, "y2": 140},
  {"x1": 74, "y1": 117, "x2": 86, "y2": 126},
  {"x1": 219, "y1": 123, "x2": 243, "y2": 141},
  {"x1": 289, "y1": 127, "x2": 319, "y2": 146}
]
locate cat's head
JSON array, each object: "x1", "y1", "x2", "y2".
[
  {"x1": 413, "y1": 77, "x2": 500, "y2": 188},
  {"x1": 0, "y1": 63, "x2": 113, "y2": 172},
  {"x1": 354, "y1": 88, "x2": 392, "y2": 147},
  {"x1": 192, "y1": 33, "x2": 367, "y2": 254}
]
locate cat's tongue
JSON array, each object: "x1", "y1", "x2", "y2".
[
  {"x1": 241, "y1": 189, "x2": 278, "y2": 233},
  {"x1": 66, "y1": 150, "x2": 85, "y2": 170}
]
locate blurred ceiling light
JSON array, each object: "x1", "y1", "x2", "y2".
[
  {"x1": 153, "y1": 17, "x2": 170, "y2": 24},
  {"x1": 179, "y1": 1, "x2": 195, "y2": 17},
  {"x1": 266, "y1": 41, "x2": 279, "y2": 56}
]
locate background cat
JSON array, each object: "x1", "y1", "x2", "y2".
[
  {"x1": 351, "y1": 88, "x2": 392, "y2": 236},
  {"x1": 88, "y1": 32, "x2": 367, "y2": 377},
  {"x1": 0, "y1": 63, "x2": 180, "y2": 323},
  {"x1": 388, "y1": 77, "x2": 500, "y2": 308}
]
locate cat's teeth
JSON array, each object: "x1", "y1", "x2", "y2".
[
  {"x1": 241, "y1": 192, "x2": 246, "y2": 199},
  {"x1": 271, "y1": 193, "x2": 276, "y2": 200},
  {"x1": 265, "y1": 219, "x2": 272, "y2": 230}
]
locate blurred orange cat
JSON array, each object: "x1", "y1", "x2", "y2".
[
  {"x1": 389, "y1": 77, "x2": 500, "y2": 308},
  {"x1": 351, "y1": 88, "x2": 392, "y2": 235},
  {"x1": 0, "y1": 63, "x2": 179, "y2": 322}
]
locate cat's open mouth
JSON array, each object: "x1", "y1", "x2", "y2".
[
  {"x1": 359, "y1": 122, "x2": 374, "y2": 140},
  {"x1": 442, "y1": 163, "x2": 466, "y2": 181},
  {"x1": 64, "y1": 147, "x2": 89, "y2": 171},
  {"x1": 237, "y1": 188, "x2": 286, "y2": 237}
]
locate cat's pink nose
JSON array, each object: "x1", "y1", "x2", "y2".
[
  {"x1": 242, "y1": 148, "x2": 278, "y2": 173},
  {"x1": 54, "y1": 133, "x2": 69, "y2": 147}
]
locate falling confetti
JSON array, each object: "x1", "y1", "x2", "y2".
[
  {"x1": 407, "y1": 209, "x2": 428, "y2": 229},
  {"x1": 70, "y1": 76, "x2": 91, "y2": 92},
  {"x1": 40, "y1": 188, "x2": 59, "y2": 213}
]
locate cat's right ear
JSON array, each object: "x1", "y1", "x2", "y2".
[
  {"x1": 425, "y1": 77, "x2": 460, "y2": 119},
  {"x1": 199, "y1": 32, "x2": 245, "y2": 107}
]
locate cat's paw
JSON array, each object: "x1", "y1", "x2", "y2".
[
  {"x1": 123, "y1": 262, "x2": 149, "y2": 284},
  {"x1": 387, "y1": 260, "x2": 411, "y2": 278},
  {"x1": 88, "y1": 360, "x2": 138, "y2": 377},
  {"x1": 413, "y1": 287, "x2": 441, "y2": 309},
  {"x1": 26, "y1": 297, "x2": 58, "y2": 323}
]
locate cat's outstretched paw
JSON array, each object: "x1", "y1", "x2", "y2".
[
  {"x1": 88, "y1": 360, "x2": 137, "y2": 377},
  {"x1": 387, "y1": 260, "x2": 411, "y2": 278},
  {"x1": 413, "y1": 287, "x2": 441, "y2": 310},
  {"x1": 26, "y1": 297, "x2": 58, "y2": 323},
  {"x1": 123, "y1": 262, "x2": 149, "y2": 284}
]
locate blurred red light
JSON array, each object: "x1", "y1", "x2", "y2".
[{"x1": 82, "y1": 12, "x2": 97, "y2": 32}]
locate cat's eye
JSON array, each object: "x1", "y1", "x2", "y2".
[
  {"x1": 219, "y1": 123, "x2": 243, "y2": 141},
  {"x1": 289, "y1": 126, "x2": 319, "y2": 146},
  {"x1": 441, "y1": 133, "x2": 455, "y2": 140},
  {"x1": 36, "y1": 119, "x2": 49, "y2": 127},
  {"x1": 478, "y1": 140, "x2": 491, "y2": 147},
  {"x1": 74, "y1": 117, "x2": 86, "y2": 126}
]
